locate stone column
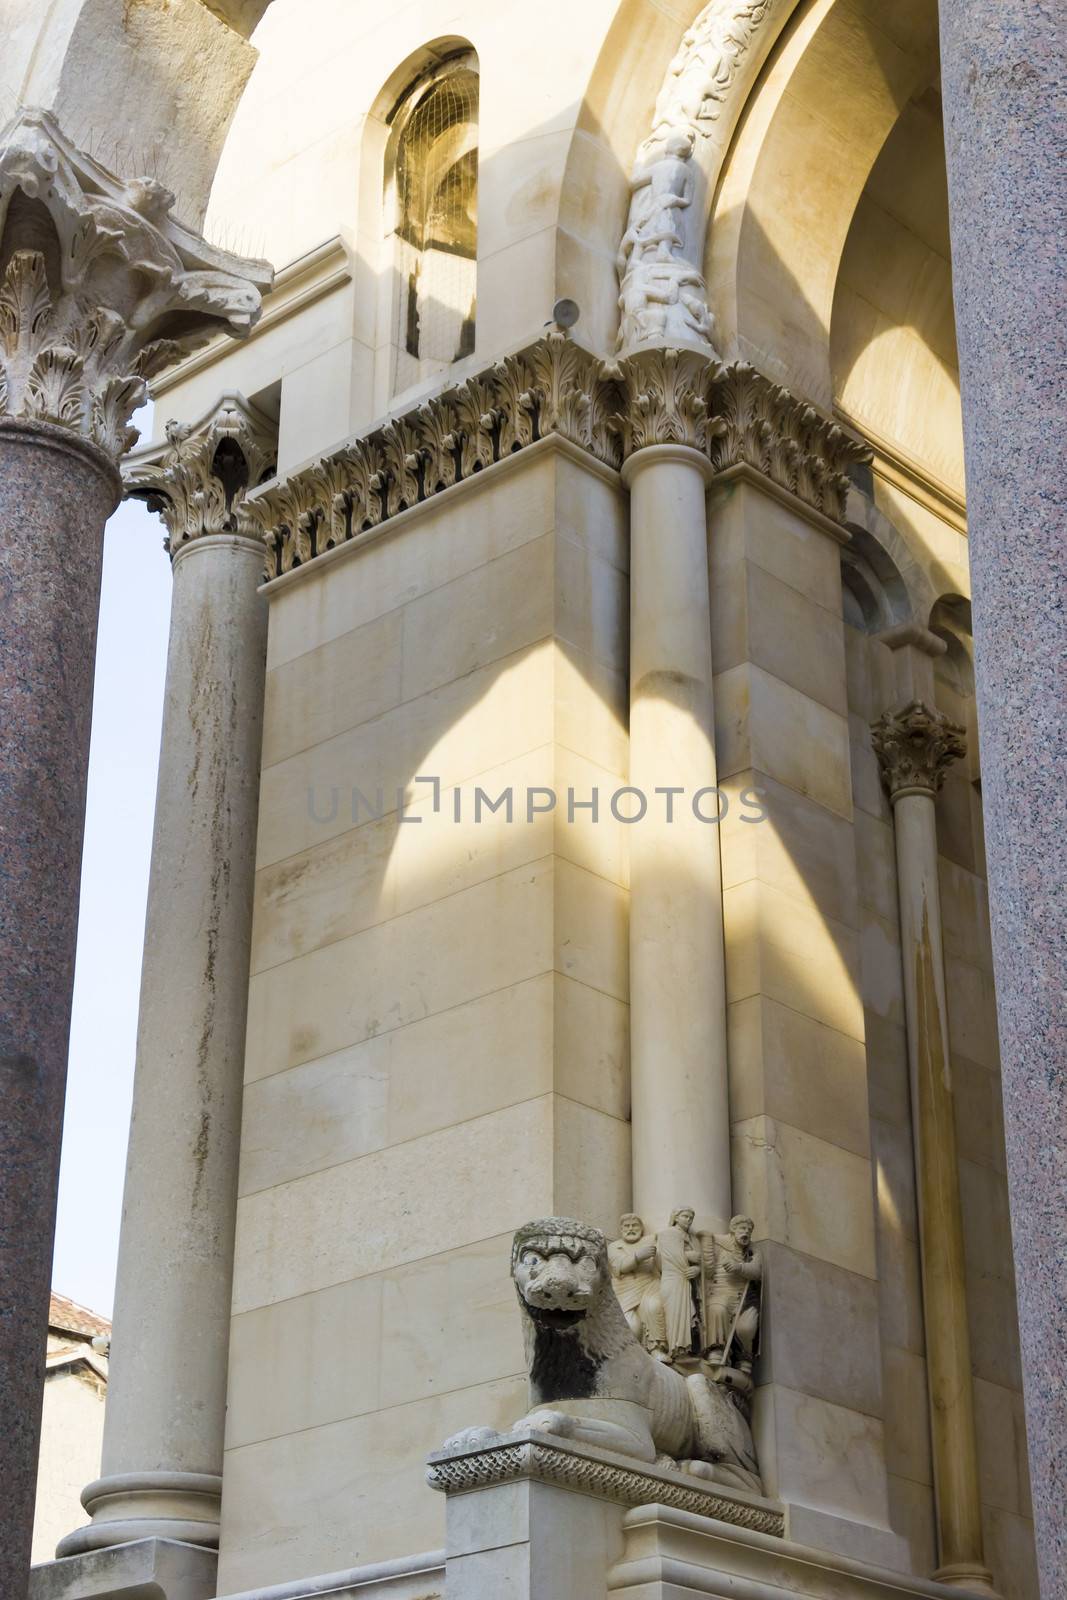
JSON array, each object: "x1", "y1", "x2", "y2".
[
  {"x1": 0, "y1": 109, "x2": 269, "y2": 1600},
  {"x1": 938, "y1": 7, "x2": 1066, "y2": 1594},
  {"x1": 615, "y1": 349, "x2": 730, "y2": 1230},
  {"x1": 871, "y1": 693, "x2": 995, "y2": 1595},
  {"x1": 55, "y1": 398, "x2": 276, "y2": 1561}
]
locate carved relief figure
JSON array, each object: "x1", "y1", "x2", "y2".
[
  {"x1": 608, "y1": 1214, "x2": 668, "y2": 1355},
  {"x1": 657, "y1": 1207, "x2": 703, "y2": 1359},
  {"x1": 701, "y1": 1215, "x2": 762, "y2": 1372},
  {"x1": 616, "y1": 0, "x2": 779, "y2": 351},
  {"x1": 443, "y1": 1218, "x2": 762, "y2": 1494}
]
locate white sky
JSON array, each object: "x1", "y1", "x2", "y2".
[{"x1": 52, "y1": 405, "x2": 171, "y2": 1320}]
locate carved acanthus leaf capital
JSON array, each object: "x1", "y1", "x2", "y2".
[
  {"x1": 870, "y1": 700, "x2": 966, "y2": 800},
  {"x1": 0, "y1": 108, "x2": 272, "y2": 464},
  {"x1": 609, "y1": 346, "x2": 722, "y2": 456},
  {"x1": 709, "y1": 364, "x2": 869, "y2": 522},
  {"x1": 124, "y1": 394, "x2": 277, "y2": 554}
]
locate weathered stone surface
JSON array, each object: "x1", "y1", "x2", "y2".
[{"x1": 939, "y1": 3, "x2": 1067, "y2": 1593}]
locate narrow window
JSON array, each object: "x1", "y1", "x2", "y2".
[{"x1": 389, "y1": 55, "x2": 478, "y2": 395}]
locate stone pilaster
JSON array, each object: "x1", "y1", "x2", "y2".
[
  {"x1": 871, "y1": 698, "x2": 996, "y2": 1594},
  {"x1": 0, "y1": 107, "x2": 270, "y2": 1600},
  {"x1": 939, "y1": 6, "x2": 1066, "y2": 1592},
  {"x1": 54, "y1": 397, "x2": 275, "y2": 1571}
]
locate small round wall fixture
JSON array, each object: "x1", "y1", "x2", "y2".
[{"x1": 551, "y1": 298, "x2": 580, "y2": 329}]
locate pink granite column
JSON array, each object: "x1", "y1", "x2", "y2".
[
  {"x1": 0, "y1": 420, "x2": 119, "y2": 1600},
  {"x1": 0, "y1": 108, "x2": 269, "y2": 1600},
  {"x1": 939, "y1": 5, "x2": 1066, "y2": 1595}
]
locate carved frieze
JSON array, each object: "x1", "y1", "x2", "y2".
[
  {"x1": 250, "y1": 331, "x2": 620, "y2": 578},
  {"x1": 0, "y1": 108, "x2": 271, "y2": 464},
  {"x1": 249, "y1": 335, "x2": 867, "y2": 580},
  {"x1": 871, "y1": 700, "x2": 967, "y2": 799},
  {"x1": 124, "y1": 394, "x2": 278, "y2": 555}
]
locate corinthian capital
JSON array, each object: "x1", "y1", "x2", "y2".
[
  {"x1": 870, "y1": 700, "x2": 966, "y2": 800},
  {"x1": 0, "y1": 108, "x2": 272, "y2": 464},
  {"x1": 609, "y1": 346, "x2": 721, "y2": 456},
  {"x1": 709, "y1": 363, "x2": 869, "y2": 523},
  {"x1": 124, "y1": 395, "x2": 278, "y2": 555}
]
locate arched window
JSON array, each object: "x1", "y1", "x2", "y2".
[{"x1": 388, "y1": 54, "x2": 478, "y2": 396}]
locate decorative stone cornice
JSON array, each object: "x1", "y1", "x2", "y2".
[
  {"x1": 0, "y1": 108, "x2": 272, "y2": 464},
  {"x1": 124, "y1": 394, "x2": 278, "y2": 555},
  {"x1": 249, "y1": 336, "x2": 868, "y2": 581},
  {"x1": 426, "y1": 1429, "x2": 785, "y2": 1537},
  {"x1": 709, "y1": 363, "x2": 869, "y2": 523},
  {"x1": 870, "y1": 700, "x2": 967, "y2": 800},
  {"x1": 249, "y1": 330, "x2": 619, "y2": 578},
  {"x1": 617, "y1": 0, "x2": 789, "y2": 354},
  {"x1": 608, "y1": 346, "x2": 721, "y2": 455}
]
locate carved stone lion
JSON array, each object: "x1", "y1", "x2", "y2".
[{"x1": 445, "y1": 1218, "x2": 762, "y2": 1494}]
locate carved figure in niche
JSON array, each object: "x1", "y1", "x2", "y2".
[
  {"x1": 608, "y1": 1214, "x2": 668, "y2": 1357},
  {"x1": 657, "y1": 1207, "x2": 703, "y2": 1359},
  {"x1": 616, "y1": 128, "x2": 715, "y2": 349},
  {"x1": 701, "y1": 1215, "x2": 762, "y2": 1373},
  {"x1": 442, "y1": 1218, "x2": 762, "y2": 1494}
]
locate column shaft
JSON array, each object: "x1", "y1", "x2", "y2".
[
  {"x1": 939, "y1": 6, "x2": 1066, "y2": 1593},
  {"x1": 890, "y1": 792, "x2": 990, "y2": 1590},
  {"x1": 623, "y1": 444, "x2": 730, "y2": 1228},
  {"x1": 0, "y1": 421, "x2": 119, "y2": 1598},
  {"x1": 59, "y1": 534, "x2": 267, "y2": 1553}
]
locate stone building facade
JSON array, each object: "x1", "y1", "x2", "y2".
[
  {"x1": 1, "y1": 4, "x2": 1062, "y2": 1600},
  {"x1": 32, "y1": 1296, "x2": 110, "y2": 1568}
]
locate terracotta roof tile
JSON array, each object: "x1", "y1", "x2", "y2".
[{"x1": 48, "y1": 1292, "x2": 111, "y2": 1340}]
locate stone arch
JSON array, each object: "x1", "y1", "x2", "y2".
[
  {"x1": 1, "y1": 0, "x2": 274, "y2": 228},
  {"x1": 842, "y1": 491, "x2": 939, "y2": 632},
  {"x1": 706, "y1": 0, "x2": 941, "y2": 405},
  {"x1": 349, "y1": 38, "x2": 480, "y2": 417}
]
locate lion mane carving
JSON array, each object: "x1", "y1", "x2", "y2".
[{"x1": 445, "y1": 1218, "x2": 762, "y2": 1493}]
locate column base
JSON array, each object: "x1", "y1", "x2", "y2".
[
  {"x1": 30, "y1": 1539, "x2": 217, "y2": 1600},
  {"x1": 933, "y1": 1561, "x2": 1000, "y2": 1596},
  {"x1": 56, "y1": 1474, "x2": 222, "y2": 1557}
]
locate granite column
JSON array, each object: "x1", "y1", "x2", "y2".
[
  {"x1": 938, "y1": 7, "x2": 1066, "y2": 1592},
  {"x1": 0, "y1": 110, "x2": 269, "y2": 1600},
  {"x1": 0, "y1": 420, "x2": 118, "y2": 1600}
]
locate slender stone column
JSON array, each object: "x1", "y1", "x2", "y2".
[
  {"x1": 872, "y1": 695, "x2": 995, "y2": 1596},
  {"x1": 0, "y1": 110, "x2": 269, "y2": 1600},
  {"x1": 57, "y1": 398, "x2": 276, "y2": 1558},
  {"x1": 938, "y1": 8, "x2": 1066, "y2": 1593},
  {"x1": 616, "y1": 350, "x2": 731, "y2": 1229}
]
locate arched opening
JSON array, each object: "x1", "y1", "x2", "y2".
[{"x1": 385, "y1": 52, "x2": 479, "y2": 397}]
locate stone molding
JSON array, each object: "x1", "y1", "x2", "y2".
[
  {"x1": 426, "y1": 1429, "x2": 785, "y2": 1537},
  {"x1": 0, "y1": 108, "x2": 272, "y2": 464},
  {"x1": 250, "y1": 338, "x2": 867, "y2": 580},
  {"x1": 124, "y1": 393, "x2": 278, "y2": 555},
  {"x1": 616, "y1": 0, "x2": 791, "y2": 353},
  {"x1": 870, "y1": 699, "x2": 967, "y2": 800}
]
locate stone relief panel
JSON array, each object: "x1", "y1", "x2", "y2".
[
  {"x1": 440, "y1": 1217, "x2": 764, "y2": 1498},
  {"x1": 616, "y1": 0, "x2": 790, "y2": 354}
]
